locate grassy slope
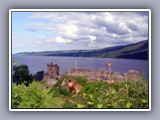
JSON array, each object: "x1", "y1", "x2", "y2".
[{"x1": 98, "y1": 40, "x2": 148, "y2": 59}]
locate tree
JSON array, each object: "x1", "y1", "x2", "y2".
[
  {"x1": 33, "y1": 71, "x2": 44, "y2": 82},
  {"x1": 12, "y1": 65, "x2": 33, "y2": 85}
]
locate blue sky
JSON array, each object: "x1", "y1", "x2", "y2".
[{"x1": 12, "y1": 11, "x2": 149, "y2": 54}]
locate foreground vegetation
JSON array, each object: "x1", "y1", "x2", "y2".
[{"x1": 12, "y1": 75, "x2": 148, "y2": 109}]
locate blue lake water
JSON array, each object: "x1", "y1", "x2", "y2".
[{"x1": 12, "y1": 55, "x2": 149, "y2": 78}]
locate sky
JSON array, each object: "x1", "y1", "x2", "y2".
[{"x1": 12, "y1": 11, "x2": 149, "y2": 54}]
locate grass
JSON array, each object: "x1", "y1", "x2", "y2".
[{"x1": 47, "y1": 97, "x2": 64, "y2": 108}]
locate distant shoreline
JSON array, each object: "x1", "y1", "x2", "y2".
[{"x1": 13, "y1": 40, "x2": 148, "y2": 60}]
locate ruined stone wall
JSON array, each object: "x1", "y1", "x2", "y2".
[
  {"x1": 66, "y1": 68, "x2": 109, "y2": 81},
  {"x1": 65, "y1": 68, "x2": 140, "y2": 82},
  {"x1": 43, "y1": 63, "x2": 140, "y2": 87}
]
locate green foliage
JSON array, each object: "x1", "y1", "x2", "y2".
[
  {"x1": 58, "y1": 76, "x2": 149, "y2": 109},
  {"x1": 12, "y1": 65, "x2": 33, "y2": 85},
  {"x1": 50, "y1": 83, "x2": 72, "y2": 98},
  {"x1": 12, "y1": 81, "x2": 50, "y2": 108},
  {"x1": 48, "y1": 75, "x2": 88, "y2": 98},
  {"x1": 75, "y1": 78, "x2": 148, "y2": 108},
  {"x1": 33, "y1": 71, "x2": 44, "y2": 81},
  {"x1": 12, "y1": 74, "x2": 149, "y2": 109},
  {"x1": 62, "y1": 102, "x2": 77, "y2": 108}
]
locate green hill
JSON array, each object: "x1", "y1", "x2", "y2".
[{"x1": 15, "y1": 40, "x2": 148, "y2": 60}]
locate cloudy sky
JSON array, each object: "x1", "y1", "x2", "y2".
[{"x1": 12, "y1": 11, "x2": 149, "y2": 54}]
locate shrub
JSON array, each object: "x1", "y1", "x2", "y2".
[
  {"x1": 75, "y1": 78, "x2": 149, "y2": 109},
  {"x1": 60, "y1": 76, "x2": 149, "y2": 109},
  {"x1": 12, "y1": 81, "x2": 50, "y2": 108}
]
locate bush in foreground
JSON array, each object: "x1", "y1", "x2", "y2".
[
  {"x1": 75, "y1": 78, "x2": 148, "y2": 108},
  {"x1": 12, "y1": 81, "x2": 49, "y2": 108},
  {"x1": 56, "y1": 76, "x2": 149, "y2": 109}
]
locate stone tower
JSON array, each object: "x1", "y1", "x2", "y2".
[
  {"x1": 43, "y1": 62, "x2": 59, "y2": 81},
  {"x1": 47, "y1": 62, "x2": 59, "y2": 79}
]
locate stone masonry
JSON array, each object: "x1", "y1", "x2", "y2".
[{"x1": 43, "y1": 62, "x2": 59, "y2": 87}]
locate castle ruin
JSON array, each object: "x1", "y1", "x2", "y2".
[
  {"x1": 43, "y1": 62, "x2": 59, "y2": 87},
  {"x1": 65, "y1": 68, "x2": 108, "y2": 81},
  {"x1": 64, "y1": 67, "x2": 140, "y2": 82},
  {"x1": 43, "y1": 62, "x2": 140, "y2": 87}
]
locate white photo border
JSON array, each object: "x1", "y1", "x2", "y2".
[{"x1": 9, "y1": 9, "x2": 151, "y2": 111}]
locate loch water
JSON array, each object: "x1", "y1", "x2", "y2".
[{"x1": 12, "y1": 55, "x2": 149, "y2": 78}]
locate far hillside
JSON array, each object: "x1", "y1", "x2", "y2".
[{"x1": 15, "y1": 40, "x2": 148, "y2": 60}]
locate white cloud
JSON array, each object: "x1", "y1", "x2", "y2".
[
  {"x1": 55, "y1": 37, "x2": 71, "y2": 43},
  {"x1": 13, "y1": 11, "x2": 149, "y2": 53},
  {"x1": 88, "y1": 35, "x2": 96, "y2": 42},
  {"x1": 58, "y1": 23, "x2": 78, "y2": 38}
]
